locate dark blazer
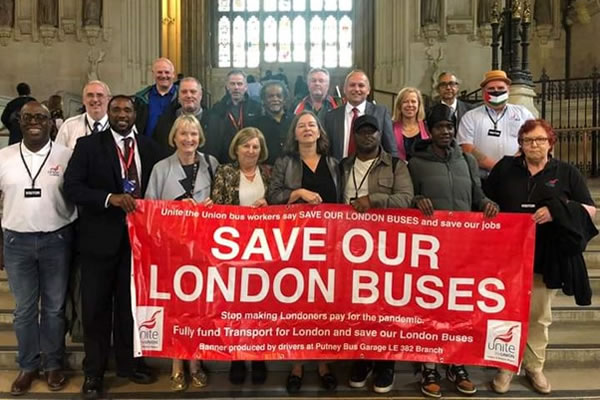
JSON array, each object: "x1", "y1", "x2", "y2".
[
  {"x1": 63, "y1": 129, "x2": 165, "y2": 258},
  {"x1": 151, "y1": 102, "x2": 209, "y2": 153},
  {"x1": 323, "y1": 102, "x2": 398, "y2": 160},
  {"x1": 428, "y1": 99, "x2": 477, "y2": 131}
]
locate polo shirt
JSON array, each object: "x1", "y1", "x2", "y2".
[
  {"x1": 457, "y1": 103, "x2": 535, "y2": 174},
  {"x1": 0, "y1": 141, "x2": 77, "y2": 232},
  {"x1": 146, "y1": 85, "x2": 176, "y2": 137},
  {"x1": 56, "y1": 112, "x2": 109, "y2": 150}
]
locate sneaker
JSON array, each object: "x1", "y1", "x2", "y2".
[
  {"x1": 491, "y1": 369, "x2": 514, "y2": 394},
  {"x1": 525, "y1": 369, "x2": 551, "y2": 394},
  {"x1": 420, "y1": 366, "x2": 442, "y2": 398},
  {"x1": 373, "y1": 367, "x2": 395, "y2": 394},
  {"x1": 446, "y1": 365, "x2": 477, "y2": 395},
  {"x1": 349, "y1": 361, "x2": 373, "y2": 388}
]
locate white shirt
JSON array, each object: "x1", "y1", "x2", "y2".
[
  {"x1": 343, "y1": 101, "x2": 367, "y2": 157},
  {"x1": 344, "y1": 157, "x2": 376, "y2": 204},
  {"x1": 111, "y1": 129, "x2": 142, "y2": 180},
  {"x1": 0, "y1": 141, "x2": 77, "y2": 232},
  {"x1": 239, "y1": 171, "x2": 265, "y2": 206},
  {"x1": 441, "y1": 98, "x2": 458, "y2": 114},
  {"x1": 457, "y1": 103, "x2": 535, "y2": 174},
  {"x1": 55, "y1": 112, "x2": 109, "y2": 150}
]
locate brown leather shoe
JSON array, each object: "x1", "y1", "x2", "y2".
[
  {"x1": 10, "y1": 370, "x2": 38, "y2": 396},
  {"x1": 45, "y1": 370, "x2": 67, "y2": 391}
]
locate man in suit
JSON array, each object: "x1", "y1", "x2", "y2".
[
  {"x1": 323, "y1": 70, "x2": 398, "y2": 160},
  {"x1": 429, "y1": 72, "x2": 476, "y2": 132},
  {"x1": 64, "y1": 95, "x2": 164, "y2": 399}
]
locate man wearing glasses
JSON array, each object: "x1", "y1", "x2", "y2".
[
  {"x1": 431, "y1": 72, "x2": 476, "y2": 131},
  {"x1": 0, "y1": 101, "x2": 77, "y2": 396}
]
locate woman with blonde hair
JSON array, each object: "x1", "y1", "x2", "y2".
[
  {"x1": 392, "y1": 87, "x2": 429, "y2": 161},
  {"x1": 145, "y1": 114, "x2": 219, "y2": 391}
]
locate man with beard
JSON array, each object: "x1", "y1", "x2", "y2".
[
  {"x1": 324, "y1": 70, "x2": 398, "y2": 160},
  {"x1": 152, "y1": 77, "x2": 207, "y2": 152},
  {"x1": 293, "y1": 68, "x2": 342, "y2": 120},
  {"x1": 56, "y1": 80, "x2": 111, "y2": 149},
  {"x1": 457, "y1": 70, "x2": 534, "y2": 179},
  {"x1": 0, "y1": 101, "x2": 76, "y2": 396},
  {"x1": 407, "y1": 103, "x2": 498, "y2": 398},
  {"x1": 205, "y1": 69, "x2": 262, "y2": 163},
  {"x1": 248, "y1": 80, "x2": 294, "y2": 164},
  {"x1": 64, "y1": 95, "x2": 164, "y2": 399},
  {"x1": 429, "y1": 72, "x2": 476, "y2": 131},
  {"x1": 341, "y1": 114, "x2": 413, "y2": 393},
  {"x1": 134, "y1": 57, "x2": 178, "y2": 137}
]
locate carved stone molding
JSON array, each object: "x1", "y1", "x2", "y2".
[
  {"x1": 39, "y1": 24, "x2": 56, "y2": 46},
  {"x1": 0, "y1": 26, "x2": 11, "y2": 46},
  {"x1": 422, "y1": 23, "x2": 442, "y2": 46},
  {"x1": 477, "y1": 23, "x2": 492, "y2": 45}
]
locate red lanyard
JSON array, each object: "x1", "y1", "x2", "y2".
[
  {"x1": 227, "y1": 104, "x2": 244, "y2": 131},
  {"x1": 116, "y1": 139, "x2": 135, "y2": 173}
]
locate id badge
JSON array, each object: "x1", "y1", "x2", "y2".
[
  {"x1": 521, "y1": 203, "x2": 536, "y2": 210},
  {"x1": 488, "y1": 129, "x2": 501, "y2": 137},
  {"x1": 123, "y1": 178, "x2": 138, "y2": 194},
  {"x1": 24, "y1": 188, "x2": 42, "y2": 198}
]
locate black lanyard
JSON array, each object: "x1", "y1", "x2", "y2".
[
  {"x1": 19, "y1": 142, "x2": 52, "y2": 188},
  {"x1": 351, "y1": 157, "x2": 378, "y2": 199},
  {"x1": 183, "y1": 160, "x2": 200, "y2": 199},
  {"x1": 84, "y1": 116, "x2": 107, "y2": 135},
  {"x1": 485, "y1": 106, "x2": 508, "y2": 130}
]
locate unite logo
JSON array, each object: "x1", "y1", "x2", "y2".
[
  {"x1": 484, "y1": 320, "x2": 521, "y2": 366},
  {"x1": 136, "y1": 306, "x2": 164, "y2": 351}
]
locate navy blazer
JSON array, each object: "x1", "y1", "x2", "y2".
[
  {"x1": 323, "y1": 101, "x2": 398, "y2": 160},
  {"x1": 63, "y1": 129, "x2": 165, "y2": 258}
]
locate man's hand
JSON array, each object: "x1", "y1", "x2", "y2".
[
  {"x1": 108, "y1": 194, "x2": 137, "y2": 213},
  {"x1": 482, "y1": 202, "x2": 500, "y2": 218},
  {"x1": 533, "y1": 206, "x2": 553, "y2": 224},
  {"x1": 415, "y1": 197, "x2": 435, "y2": 217},
  {"x1": 351, "y1": 196, "x2": 371, "y2": 213}
]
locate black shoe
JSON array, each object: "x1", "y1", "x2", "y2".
[
  {"x1": 251, "y1": 361, "x2": 267, "y2": 384},
  {"x1": 229, "y1": 361, "x2": 247, "y2": 384},
  {"x1": 286, "y1": 368, "x2": 303, "y2": 394},
  {"x1": 127, "y1": 369, "x2": 156, "y2": 385},
  {"x1": 373, "y1": 367, "x2": 395, "y2": 394},
  {"x1": 319, "y1": 371, "x2": 337, "y2": 391},
  {"x1": 81, "y1": 376, "x2": 103, "y2": 399},
  {"x1": 349, "y1": 360, "x2": 373, "y2": 388}
]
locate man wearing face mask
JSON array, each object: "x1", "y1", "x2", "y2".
[{"x1": 457, "y1": 70, "x2": 535, "y2": 179}]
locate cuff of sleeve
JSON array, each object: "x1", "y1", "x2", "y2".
[{"x1": 105, "y1": 193, "x2": 112, "y2": 208}]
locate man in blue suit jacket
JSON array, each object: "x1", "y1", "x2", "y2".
[{"x1": 323, "y1": 70, "x2": 398, "y2": 160}]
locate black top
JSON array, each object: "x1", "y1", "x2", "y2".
[
  {"x1": 301, "y1": 156, "x2": 337, "y2": 204},
  {"x1": 248, "y1": 112, "x2": 294, "y2": 165},
  {"x1": 484, "y1": 156, "x2": 594, "y2": 213},
  {"x1": 403, "y1": 135, "x2": 421, "y2": 161}
]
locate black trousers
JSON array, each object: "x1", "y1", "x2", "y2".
[{"x1": 80, "y1": 239, "x2": 135, "y2": 377}]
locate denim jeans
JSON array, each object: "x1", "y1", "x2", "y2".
[{"x1": 3, "y1": 225, "x2": 72, "y2": 371}]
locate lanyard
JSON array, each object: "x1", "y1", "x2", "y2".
[
  {"x1": 183, "y1": 160, "x2": 200, "y2": 199},
  {"x1": 485, "y1": 106, "x2": 508, "y2": 130},
  {"x1": 116, "y1": 138, "x2": 135, "y2": 175},
  {"x1": 84, "y1": 116, "x2": 107, "y2": 135},
  {"x1": 227, "y1": 104, "x2": 244, "y2": 131},
  {"x1": 19, "y1": 142, "x2": 52, "y2": 189},
  {"x1": 351, "y1": 157, "x2": 378, "y2": 199}
]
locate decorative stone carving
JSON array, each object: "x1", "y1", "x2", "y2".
[
  {"x1": 422, "y1": 23, "x2": 441, "y2": 45},
  {"x1": 0, "y1": 26, "x2": 11, "y2": 45},
  {"x1": 534, "y1": 0, "x2": 553, "y2": 25},
  {"x1": 38, "y1": 0, "x2": 58, "y2": 27},
  {"x1": 447, "y1": 20, "x2": 473, "y2": 34},
  {"x1": 83, "y1": 25, "x2": 101, "y2": 45},
  {"x1": 421, "y1": 0, "x2": 440, "y2": 25},
  {"x1": 83, "y1": 0, "x2": 102, "y2": 27},
  {"x1": 39, "y1": 25, "x2": 57, "y2": 45},
  {"x1": 0, "y1": 0, "x2": 14, "y2": 27},
  {"x1": 425, "y1": 46, "x2": 444, "y2": 96},
  {"x1": 87, "y1": 48, "x2": 105, "y2": 81},
  {"x1": 478, "y1": 0, "x2": 492, "y2": 25}
]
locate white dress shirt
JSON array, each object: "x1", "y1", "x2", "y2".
[{"x1": 55, "y1": 112, "x2": 109, "y2": 150}]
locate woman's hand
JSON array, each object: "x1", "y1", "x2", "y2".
[
  {"x1": 252, "y1": 198, "x2": 268, "y2": 208},
  {"x1": 202, "y1": 197, "x2": 213, "y2": 207},
  {"x1": 182, "y1": 198, "x2": 196, "y2": 204},
  {"x1": 533, "y1": 206, "x2": 553, "y2": 224},
  {"x1": 290, "y1": 189, "x2": 322, "y2": 205},
  {"x1": 482, "y1": 202, "x2": 499, "y2": 218}
]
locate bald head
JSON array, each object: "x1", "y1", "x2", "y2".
[{"x1": 19, "y1": 101, "x2": 51, "y2": 151}]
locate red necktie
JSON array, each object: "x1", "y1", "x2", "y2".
[{"x1": 348, "y1": 107, "x2": 359, "y2": 156}]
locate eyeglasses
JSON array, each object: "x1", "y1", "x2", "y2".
[
  {"x1": 521, "y1": 137, "x2": 549, "y2": 145},
  {"x1": 20, "y1": 113, "x2": 50, "y2": 123},
  {"x1": 438, "y1": 82, "x2": 458, "y2": 88}
]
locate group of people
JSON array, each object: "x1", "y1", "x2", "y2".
[{"x1": 0, "y1": 56, "x2": 596, "y2": 399}]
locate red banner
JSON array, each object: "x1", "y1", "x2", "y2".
[{"x1": 128, "y1": 201, "x2": 535, "y2": 371}]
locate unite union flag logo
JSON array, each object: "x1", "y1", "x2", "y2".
[
  {"x1": 484, "y1": 320, "x2": 521, "y2": 366},
  {"x1": 136, "y1": 306, "x2": 164, "y2": 352},
  {"x1": 139, "y1": 310, "x2": 162, "y2": 330}
]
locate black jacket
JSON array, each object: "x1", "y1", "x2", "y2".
[{"x1": 152, "y1": 102, "x2": 209, "y2": 153}]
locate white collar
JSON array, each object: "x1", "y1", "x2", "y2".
[
  {"x1": 111, "y1": 128, "x2": 137, "y2": 144},
  {"x1": 21, "y1": 140, "x2": 52, "y2": 157},
  {"x1": 86, "y1": 113, "x2": 109, "y2": 126},
  {"x1": 441, "y1": 98, "x2": 458, "y2": 110},
  {"x1": 345, "y1": 101, "x2": 367, "y2": 114}
]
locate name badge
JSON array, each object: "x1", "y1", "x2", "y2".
[
  {"x1": 24, "y1": 188, "x2": 42, "y2": 198},
  {"x1": 123, "y1": 179, "x2": 138, "y2": 194},
  {"x1": 488, "y1": 129, "x2": 501, "y2": 137}
]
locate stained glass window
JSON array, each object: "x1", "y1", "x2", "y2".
[{"x1": 217, "y1": 0, "x2": 353, "y2": 68}]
